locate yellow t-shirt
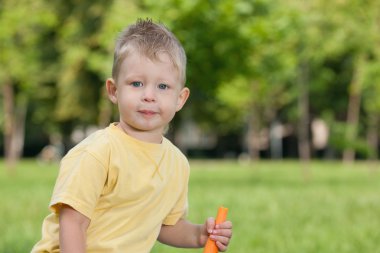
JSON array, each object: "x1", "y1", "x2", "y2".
[{"x1": 32, "y1": 123, "x2": 189, "y2": 253}]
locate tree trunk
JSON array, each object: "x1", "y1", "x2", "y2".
[
  {"x1": 343, "y1": 54, "x2": 365, "y2": 163},
  {"x1": 367, "y1": 114, "x2": 379, "y2": 160},
  {"x1": 2, "y1": 82, "x2": 27, "y2": 170},
  {"x1": 297, "y1": 61, "x2": 311, "y2": 161}
]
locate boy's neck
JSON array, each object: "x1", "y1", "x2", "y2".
[{"x1": 116, "y1": 122, "x2": 163, "y2": 144}]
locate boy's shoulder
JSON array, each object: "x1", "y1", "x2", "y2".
[
  {"x1": 64, "y1": 127, "x2": 113, "y2": 160},
  {"x1": 163, "y1": 137, "x2": 185, "y2": 155},
  {"x1": 162, "y1": 137, "x2": 190, "y2": 166}
]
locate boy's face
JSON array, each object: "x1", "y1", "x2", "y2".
[{"x1": 106, "y1": 51, "x2": 189, "y2": 142}]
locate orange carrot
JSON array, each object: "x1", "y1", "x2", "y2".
[{"x1": 203, "y1": 206, "x2": 229, "y2": 253}]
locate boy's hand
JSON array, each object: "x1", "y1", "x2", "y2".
[{"x1": 203, "y1": 217, "x2": 233, "y2": 252}]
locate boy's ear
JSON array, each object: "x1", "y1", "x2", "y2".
[
  {"x1": 176, "y1": 87, "x2": 190, "y2": 111},
  {"x1": 106, "y1": 78, "x2": 118, "y2": 104}
]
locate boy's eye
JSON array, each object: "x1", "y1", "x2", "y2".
[
  {"x1": 131, "y1": 81, "x2": 143, "y2": 87},
  {"x1": 158, "y1": 83, "x2": 168, "y2": 90}
]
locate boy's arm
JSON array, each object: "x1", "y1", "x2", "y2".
[
  {"x1": 158, "y1": 219, "x2": 205, "y2": 248},
  {"x1": 158, "y1": 218, "x2": 232, "y2": 251},
  {"x1": 59, "y1": 204, "x2": 90, "y2": 253}
]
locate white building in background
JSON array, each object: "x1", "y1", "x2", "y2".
[{"x1": 174, "y1": 119, "x2": 217, "y2": 154}]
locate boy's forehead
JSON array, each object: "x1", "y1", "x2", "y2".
[
  {"x1": 129, "y1": 51, "x2": 179, "y2": 71},
  {"x1": 119, "y1": 51, "x2": 181, "y2": 81}
]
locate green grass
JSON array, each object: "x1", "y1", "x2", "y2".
[{"x1": 1, "y1": 159, "x2": 380, "y2": 252}]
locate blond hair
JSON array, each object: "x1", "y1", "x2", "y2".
[{"x1": 112, "y1": 19, "x2": 187, "y2": 85}]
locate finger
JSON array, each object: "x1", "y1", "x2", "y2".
[
  {"x1": 215, "y1": 220, "x2": 232, "y2": 229},
  {"x1": 209, "y1": 234, "x2": 231, "y2": 246},
  {"x1": 212, "y1": 228, "x2": 232, "y2": 239},
  {"x1": 206, "y1": 217, "x2": 216, "y2": 233},
  {"x1": 215, "y1": 240, "x2": 228, "y2": 252}
]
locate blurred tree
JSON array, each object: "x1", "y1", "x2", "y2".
[
  {"x1": 215, "y1": 0, "x2": 380, "y2": 162},
  {"x1": 318, "y1": 0, "x2": 380, "y2": 162},
  {"x1": 214, "y1": 0, "x2": 338, "y2": 161},
  {"x1": 1, "y1": 0, "x2": 379, "y2": 162},
  {"x1": 364, "y1": 69, "x2": 380, "y2": 160},
  {"x1": 362, "y1": 23, "x2": 380, "y2": 160},
  {"x1": 217, "y1": 0, "x2": 299, "y2": 159},
  {"x1": 343, "y1": 0, "x2": 380, "y2": 162},
  {"x1": 0, "y1": 0, "x2": 57, "y2": 168},
  {"x1": 48, "y1": 0, "x2": 113, "y2": 147}
]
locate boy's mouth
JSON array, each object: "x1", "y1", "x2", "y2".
[{"x1": 138, "y1": 109, "x2": 157, "y2": 116}]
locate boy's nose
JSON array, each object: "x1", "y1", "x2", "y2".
[{"x1": 142, "y1": 86, "x2": 156, "y2": 102}]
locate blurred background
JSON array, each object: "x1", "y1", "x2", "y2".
[
  {"x1": 2, "y1": 1, "x2": 380, "y2": 252},
  {"x1": 1, "y1": 0, "x2": 380, "y2": 166}
]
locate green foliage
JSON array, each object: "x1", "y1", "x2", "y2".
[
  {"x1": 52, "y1": 0, "x2": 112, "y2": 124},
  {"x1": 1, "y1": 0, "x2": 380, "y2": 159},
  {"x1": 0, "y1": 0, "x2": 58, "y2": 105},
  {"x1": 0, "y1": 0, "x2": 57, "y2": 82},
  {"x1": 1, "y1": 160, "x2": 380, "y2": 252}
]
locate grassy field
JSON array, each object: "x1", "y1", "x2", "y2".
[{"x1": 1, "y1": 159, "x2": 380, "y2": 253}]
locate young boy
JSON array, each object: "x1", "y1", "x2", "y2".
[{"x1": 32, "y1": 19, "x2": 232, "y2": 253}]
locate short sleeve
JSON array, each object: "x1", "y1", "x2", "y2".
[
  {"x1": 49, "y1": 150, "x2": 107, "y2": 219},
  {"x1": 162, "y1": 199, "x2": 188, "y2": 225}
]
